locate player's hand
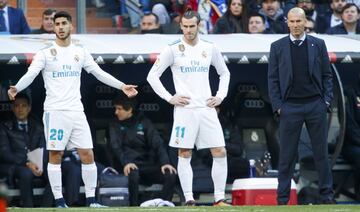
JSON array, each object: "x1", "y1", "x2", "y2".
[
  {"x1": 206, "y1": 96, "x2": 222, "y2": 108},
  {"x1": 26, "y1": 162, "x2": 43, "y2": 177},
  {"x1": 8, "y1": 86, "x2": 18, "y2": 100},
  {"x1": 169, "y1": 94, "x2": 190, "y2": 106},
  {"x1": 161, "y1": 164, "x2": 177, "y2": 175},
  {"x1": 122, "y1": 85, "x2": 138, "y2": 98},
  {"x1": 123, "y1": 163, "x2": 138, "y2": 176}
]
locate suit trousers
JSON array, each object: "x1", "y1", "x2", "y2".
[{"x1": 277, "y1": 98, "x2": 333, "y2": 204}]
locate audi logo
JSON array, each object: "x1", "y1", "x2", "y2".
[
  {"x1": 244, "y1": 99, "x2": 264, "y2": 108},
  {"x1": 0, "y1": 102, "x2": 11, "y2": 111},
  {"x1": 96, "y1": 100, "x2": 113, "y2": 108},
  {"x1": 138, "y1": 103, "x2": 160, "y2": 111},
  {"x1": 237, "y1": 85, "x2": 258, "y2": 93},
  {"x1": 95, "y1": 85, "x2": 116, "y2": 94}
]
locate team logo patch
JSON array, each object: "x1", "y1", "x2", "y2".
[
  {"x1": 178, "y1": 44, "x2": 185, "y2": 52},
  {"x1": 202, "y1": 51, "x2": 207, "y2": 58},
  {"x1": 50, "y1": 48, "x2": 57, "y2": 56},
  {"x1": 74, "y1": 55, "x2": 79, "y2": 62}
]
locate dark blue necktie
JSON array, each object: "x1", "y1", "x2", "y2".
[
  {"x1": 293, "y1": 40, "x2": 302, "y2": 46},
  {"x1": 19, "y1": 123, "x2": 28, "y2": 132},
  {"x1": 0, "y1": 10, "x2": 6, "y2": 32}
]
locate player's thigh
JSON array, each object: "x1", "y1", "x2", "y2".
[
  {"x1": 169, "y1": 107, "x2": 199, "y2": 149},
  {"x1": 43, "y1": 111, "x2": 72, "y2": 150},
  {"x1": 68, "y1": 112, "x2": 93, "y2": 149},
  {"x1": 196, "y1": 108, "x2": 225, "y2": 149}
]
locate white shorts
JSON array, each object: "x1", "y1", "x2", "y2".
[
  {"x1": 169, "y1": 107, "x2": 225, "y2": 150},
  {"x1": 43, "y1": 111, "x2": 93, "y2": 150}
]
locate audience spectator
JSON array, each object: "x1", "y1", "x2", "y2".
[
  {"x1": 328, "y1": 0, "x2": 347, "y2": 29},
  {"x1": 140, "y1": 12, "x2": 163, "y2": 33},
  {"x1": 0, "y1": 0, "x2": 30, "y2": 34},
  {"x1": 305, "y1": 16, "x2": 316, "y2": 33},
  {"x1": 32, "y1": 9, "x2": 56, "y2": 34},
  {"x1": 107, "y1": 94, "x2": 177, "y2": 206},
  {"x1": 344, "y1": 77, "x2": 360, "y2": 202},
  {"x1": 296, "y1": 0, "x2": 327, "y2": 33},
  {"x1": 258, "y1": 0, "x2": 288, "y2": 33},
  {"x1": 213, "y1": 0, "x2": 249, "y2": 33},
  {"x1": 326, "y1": 3, "x2": 360, "y2": 34},
  {"x1": 248, "y1": 12, "x2": 273, "y2": 33},
  {"x1": 0, "y1": 93, "x2": 47, "y2": 207}
]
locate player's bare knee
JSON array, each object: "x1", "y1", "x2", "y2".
[
  {"x1": 178, "y1": 148, "x2": 192, "y2": 158},
  {"x1": 49, "y1": 150, "x2": 64, "y2": 164},
  {"x1": 77, "y1": 148, "x2": 94, "y2": 164},
  {"x1": 210, "y1": 147, "x2": 226, "y2": 158}
]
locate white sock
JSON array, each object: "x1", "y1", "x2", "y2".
[
  {"x1": 81, "y1": 163, "x2": 97, "y2": 198},
  {"x1": 178, "y1": 156, "x2": 194, "y2": 202},
  {"x1": 212, "y1": 156, "x2": 228, "y2": 202},
  {"x1": 47, "y1": 163, "x2": 63, "y2": 200}
]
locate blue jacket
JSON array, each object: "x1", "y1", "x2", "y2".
[
  {"x1": 268, "y1": 35, "x2": 333, "y2": 113},
  {"x1": 8, "y1": 6, "x2": 30, "y2": 34}
]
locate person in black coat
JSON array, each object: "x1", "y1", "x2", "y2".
[
  {"x1": 107, "y1": 94, "x2": 177, "y2": 206},
  {"x1": 343, "y1": 80, "x2": 360, "y2": 201},
  {"x1": 268, "y1": 7, "x2": 335, "y2": 205},
  {"x1": 0, "y1": 93, "x2": 46, "y2": 207},
  {"x1": 213, "y1": 0, "x2": 249, "y2": 33}
]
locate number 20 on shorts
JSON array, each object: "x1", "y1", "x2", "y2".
[
  {"x1": 50, "y1": 129, "x2": 64, "y2": 141},
  {"x1": 175, "y1": 126, "x2": 185, "y2": 138}
]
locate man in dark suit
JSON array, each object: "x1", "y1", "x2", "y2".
[
  {"x1": 268, "y1": 7, "x2": 335, "y2": 205},
  {"x1": 0, "y1": 0, "x2": 30, "y2": 34}
]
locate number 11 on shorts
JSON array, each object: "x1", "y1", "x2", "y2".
[{"x1": 175, "y1": 126, "x2": 185, "y2": 138}]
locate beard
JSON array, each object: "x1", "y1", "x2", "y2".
[{"x1": 56, "y1": 31, "x2": 70, "y2": 40}]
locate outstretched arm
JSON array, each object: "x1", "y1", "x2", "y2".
[
  {"x1": 83, "y1": 49, "x2": 138, "y2": 97},
  {"x1": 8, "y1": 51, "x2": 45, "y2": 100}
]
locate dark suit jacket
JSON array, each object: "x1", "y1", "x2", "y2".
[
  {"x1": 8, "y1": 6, "x2": 30, "y2": 34},
  {"x1": 267, "y1": 35, "x2": 333, "y2": 113}
]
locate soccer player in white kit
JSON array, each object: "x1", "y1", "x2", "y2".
[
  {"x1": 147, "y1": 10, "x2": 231, "y2": 206},
  {"x1": 7, "y1": 11, "x2": 138, "y2": 208}
]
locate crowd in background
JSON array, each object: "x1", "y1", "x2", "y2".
[{"x1": 0, "y1": 0, "x2": 360, "y2": 35}]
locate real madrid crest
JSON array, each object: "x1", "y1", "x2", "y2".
[
  {"x1": 50, "y1": 48, "x2": 57, "y2": 56},
  {"x1": 201, "y1": 51, "x2": 207, "y2": 58},
  {"x1": 356, "y1": 96, "x2": 360, "y2": 108},
  {"x1": 178, "y1": 44, "x2": 185, "y2": 52},
  {"x1": 74, "y1": 55, "x2": 79, "y2": 62}
]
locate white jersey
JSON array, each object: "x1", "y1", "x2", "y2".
[
  {"x1": 15, "y1": 41, "x2": 124, "y2": 111},
  {"x1": 147, "y1": 37, "x2": 230, "y2": 108}
]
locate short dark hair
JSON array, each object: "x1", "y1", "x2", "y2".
[
  {"x1": 54, "y1": 11, "x2": 72, "y2": 22},
  {"x1": 181, "y1": 9, "x2": 201, "y2": 24},
  {"x1": 249, "y1": 12, "x2": 265, "y2": 23},
  {"x1": 342, "y1": 3, "x2": 360, "y2": 14},
  {"x1": 112, "y1": 93, "x2": 137, "y2": 111},
  {"x1": 43, "y1": 8, "x2": 56, "y2": 16},
  {"x1": 143, "y1": 12, "x2": 159, "y2": 24},
  {"x1": 14, "y1": 93, "x2": 31, "y2": 105}
]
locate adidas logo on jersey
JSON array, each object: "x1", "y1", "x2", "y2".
[{"x1": 7, "y1": 56, "x2": 19, "y2": 65}]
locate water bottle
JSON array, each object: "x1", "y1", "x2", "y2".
[{"x1": 249, "y1": 159, "x2": 256, "y2": 178}]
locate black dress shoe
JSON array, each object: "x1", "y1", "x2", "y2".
[{"x1": 277, "y1": 201, "x2": 287, "y2": 205}]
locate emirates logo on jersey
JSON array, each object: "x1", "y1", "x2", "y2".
[
  {"x1": 50, "y1": 48, "x2": 57, "y2": 56},
  {"x1": 202, "y1": 51, "x2": 207, "y2": 58},
  {"x1": 178, "y1": 44, "x2": 185, "y2": 52},
  {"x1": 74, "y1": 55, "x2": 79, "y2": 62}
]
